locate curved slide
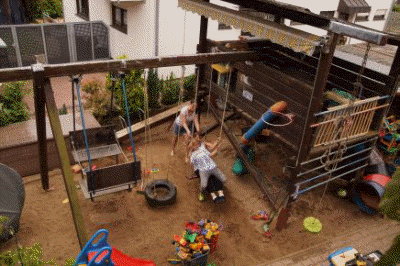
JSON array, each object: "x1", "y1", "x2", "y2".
[{"x1": 76, "y1": 229, "x2": 156, "y2": 266}]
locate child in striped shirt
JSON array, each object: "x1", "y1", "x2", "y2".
[{"x1": 189, "y1": 135, "x2": 227, "y2": 202}]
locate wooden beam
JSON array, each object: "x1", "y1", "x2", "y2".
[
  {"x1": 0, "y1": 51, "x2": 270, "y2": 83},
  {"x1": 116, "y1": 101, "x2": 190, "y2": 140},
  {"x1": 42, "y1": 74, "x2": 88, "y2": 248},
  {"x1": 32, "y1": 64, "x2": 49, "y2": 191},
  {"x1": 221, "y1": 0, "x2": 330, "y2": 28},
  {"x1": 209, "y1": 106, "x2": 277, "y2": 211},
  {"x1": 199, "y1": 112, "x2": 238, "y2": 136},
  {"x1": 295, "y1": 33, "x2": 340, "y2": 167},
  {"x1": 197, "y1": 0, "x2": 210, "y2": 85}
]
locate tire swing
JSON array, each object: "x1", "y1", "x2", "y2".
[{"x1": 140, "y1": 68, "x2": 177, "y2": 208}]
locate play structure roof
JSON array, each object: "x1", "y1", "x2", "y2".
[{"x1": 178, "y1": 0, "x2": 321, "y2": 55}]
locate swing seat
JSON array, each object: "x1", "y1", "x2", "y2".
[
  {"x1": 79, "y1": 161, "x2": 141, "y2": 200},
  {"x1": 69, "y1": 125, "x2": 124, "y2": 164}
]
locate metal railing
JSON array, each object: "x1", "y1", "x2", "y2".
[{"x1": 0, "y1": 21, "x2": 110, "y2": 68}]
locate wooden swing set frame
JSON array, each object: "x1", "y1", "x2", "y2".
[{"x1": 0, "y1": 0, "x2": 400, "y2": 248}]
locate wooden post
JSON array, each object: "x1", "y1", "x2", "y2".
[
  {"x1": 32, "y1": 63, "x2": 49, "y2": 191},
  {"x1": 209, "y1": 106, "x2": 277, "y2": 211},
  {"x1": 41, "y1": 73, "x2": 88, "y2": 249},
  {"x1": 276, "y1": 33, "x2": 340, "y2": 231},
  {"x1": 296, "y1": 32, "x2": 340, "y2": 166},
  {"x1": 197, "y1": 0, "x2": 210, "y2": 87}
]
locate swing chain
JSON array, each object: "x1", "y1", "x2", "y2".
[{"x1": 353, "y1": 42, "x2": 371, "y2": 98}]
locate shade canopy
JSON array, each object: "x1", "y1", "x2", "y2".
[{"x1": 178, "y1": 0, "x2": 321, "y2": 55}]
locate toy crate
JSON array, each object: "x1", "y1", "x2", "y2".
[{"x1": 183, "y1": 250, "x2": 210, "y2": 266}]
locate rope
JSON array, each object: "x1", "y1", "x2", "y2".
[
  {"x1": 311, "y1": 42, "x2": 372, "y2": 220},
  {"x1": 76, "y1": 76, "x2": 93, "y2": 172},
  {"x1": 206, "y1": 64, "x2": 214, "y2": 122},
  {"x1": 120, "y1": 72, "x2": 138, "y2": 162},
  {"x1": 185, "y1": 68, "x2": 200, "y2": 178},
  {"x1": 165, "y1": 65, "x2": 186, "y2": 181},
  {"x1": 218, "y1": 67, "x2": 232, "y2": 138}
]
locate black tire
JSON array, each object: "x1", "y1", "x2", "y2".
[{"x1": 145, "y1": 179, "x2": 177, "y2": 207}]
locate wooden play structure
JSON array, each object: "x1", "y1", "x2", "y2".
[{"x1": 1, "y1": 0, "x2": 400, "y2": 247}]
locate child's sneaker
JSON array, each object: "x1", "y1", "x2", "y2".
[{"x1": 198, "y1": 192, "x2": 205, "y2": 201}]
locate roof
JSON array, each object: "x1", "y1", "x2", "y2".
[
  {"x1": 0, "y1": 111, "x2": 100, "y2": 149},
  {"x1": 338, "y1": 0, "x2": 371, "y2": 14}
]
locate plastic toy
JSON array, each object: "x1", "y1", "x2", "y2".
[
  {"x1": 75, "y1": 229, "x2": 156, "y2": 266},
  {"x1": 174, "y1": 235, "x2": 188, "y2": 246},
  {"x1": 169, "y1": 219, "x2": 221, "y2": 264},
  {"x1": 241, "y1": 101, "x2": 287, "y2": 144},
  {"x1": 303, "y1": 217, "x2": 322, "y2": 233},
  {"x1": 251, "y1": 211, "x2": 269, "y2": 220}
]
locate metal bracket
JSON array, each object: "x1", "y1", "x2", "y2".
[{"x1": 329, "y1": 21, "x2": 388, "y2": 45}]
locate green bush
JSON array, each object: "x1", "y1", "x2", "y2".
[
  {"x1": 82, "y1": 79, "x2": 112, "y2": 125},
  {"x1": 26, "y1": 0, "x2": 63, "y2": 20},
  {"x1": 147, "y1": 68, "x2": 161, "y2": 108},
  {"x1": 58, "y1": 103, "x2": 68, "y2": 115},
  {"x1": 161, "y1": 73, "x2": 181, "y2": 106},
  {"x1": 183, "y1": 74, "x2": 197, "y2": 101},
  {"x1": 0, "y1": 82, "x2": 30, "y2": 127},
  {"x1": 82, "y1": 80, "x2": 102, "y2": 95},
  {"x1": 105, "y1": 55, "x2": 145, "y2": 120},
  {"x1": 0, "y1": 243, "x2": 75, "y2": 266},
  {"x1": 393, "y1": 4, "x2": 400, "y2": 12}
]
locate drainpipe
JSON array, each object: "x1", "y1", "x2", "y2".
[{"x1": 155, "y1": 0, "x2": 159, "y2": 57}]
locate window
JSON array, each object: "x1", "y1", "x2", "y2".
[
  {"x1": 338, "y1": 12, "x2": 349, "y2": 21},
  {"x1": 373, "y1": 9, "x2": 387, "y2": 21},
  {"x1": 240, "y1": 30, "x2": 254, "y2": 37},
  {"x1": 112, "y1": 5, "x2": 127, "y2": 34},
  {"x1": 218, "y1": 23, "x2": 232, "y2": 30},
  {"x1": 355, "y1": 12, "x2": 370, "y2": 22},
  {"x1": 290, "y1": 20, "x2": 302, "y2": 26},
  {"x1": 76, "y1": 0, "x2": 89, "y2": 19},
  {"x1": 320, "y1": 11, "x2": 335, "y2": 18}
]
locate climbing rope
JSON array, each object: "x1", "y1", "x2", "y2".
[
  {"x1": 75, "y1": 75, "x2": 93, "y2": 172},
  {"x1": 314, "y1": 42, "x2": 372, "y2": 214},
  {"x1": 218, "y1": 66, "x2": 233, "y2": 138}
]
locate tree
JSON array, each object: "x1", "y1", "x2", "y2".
[
  {"x1": 376, "y1": 169, "x2": 400, "y2": 266},
  {"x1": 0, "y1": 82, "x2": 30, "y2": 127},
  {"x1": 105, "y1": 55, "x2": 145, "y2": 120},
  {"x1": 146, "y1": 68, "x2": 161, "y2": 108},
  {"x1": 161, "y1": 73, "x2": 180, "y2": 106}
]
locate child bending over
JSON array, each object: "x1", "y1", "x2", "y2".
[{"x1": 189, "y1": 135, "x2": 227, "y2": 201}]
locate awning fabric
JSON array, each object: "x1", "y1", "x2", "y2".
[
  {"x1": 178, "y1": 0, "x2": 321, "y2": 55},
  {"x1": 338, "y1": 0, "x2": 371, "y2": 14}
]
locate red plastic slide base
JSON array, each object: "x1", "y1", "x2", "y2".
[{"x1": 89, "y1": 247, "x2": 156, "y2": 266}]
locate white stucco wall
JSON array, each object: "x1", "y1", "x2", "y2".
[{"x1": 62, "y1": 0, "x2": 242, "y2": 78}]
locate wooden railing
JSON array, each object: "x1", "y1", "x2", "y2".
[{"x1": 312, "y1": 96, "x2": 389, "y2": 147}]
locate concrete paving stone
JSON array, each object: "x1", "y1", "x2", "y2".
[
  {"x1": 266, "y1": 261, "x2": 285, "y2": 266},
  {"x1": 279, "y1": 259, "x2": 294, "y2": 266}
]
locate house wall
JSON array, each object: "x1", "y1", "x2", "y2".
[{"x1": 62, "y1": 0, "x2": 241, "y2": 78}]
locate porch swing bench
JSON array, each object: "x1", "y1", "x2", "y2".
[{"x1": 69, "y1": 125, "x2": 141, "y2": 200}]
